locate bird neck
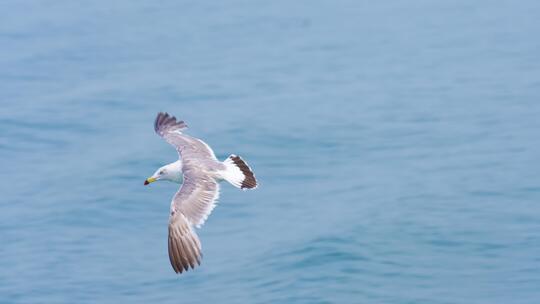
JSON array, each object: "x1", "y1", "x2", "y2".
[{"x1": 166, "y1": 160, "x2": 184, "y2": 183}]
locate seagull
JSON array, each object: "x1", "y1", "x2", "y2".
[{"x1": 144, "y1": 112, "x2": 257, "y2": 274}]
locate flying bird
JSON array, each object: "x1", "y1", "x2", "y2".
[{"x1": 145, "y1": 112, "x2": 257, "y2": 274}]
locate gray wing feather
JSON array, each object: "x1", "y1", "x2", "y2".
[
  {"x1": 168, "y1": 212, "x2": 202, "y2": 273},
  {"x1": 172, "y1": 168, "x2": 220, "y2": 228},
  {"x1": 167, "y1": 168, "x2": 219, "y2": 273},
  {"x1": 154, "y1": 112, "x2": 217, "y2": 162}
]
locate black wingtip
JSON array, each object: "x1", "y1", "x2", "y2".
[{"x1": 154, "y1": 112, "x2": 188, "y2": 135}]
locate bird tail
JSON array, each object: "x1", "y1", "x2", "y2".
[{"x1": 221, "y1": 155, "x2": 258, "y2": 189}]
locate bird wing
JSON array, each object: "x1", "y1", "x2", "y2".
[
  {"x1": 154, "y1": 112, "x2": 217, "y2": 162},
  {"x1": 167, "y1": 169, "x2": 220, "y2": 273},
  {"x1": 172, "y1": 167, "x2": 220, "y2": 228},
  {"x1": 168, "y1": 212, "x2": 202, "y2": 273}
]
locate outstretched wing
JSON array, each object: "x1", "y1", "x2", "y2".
[
  {"x1": 167, "y1": 169, "x2": 220, "y2": 273},
  {"x1": 154, "y1": 112, "x2": 217, "y2": 162},
  {"x1": 172, "y1": 167, "x2": 220, "y2": 228},
  {"x1": 168, "y1": 212, "x2": 202, "y2": 273}
]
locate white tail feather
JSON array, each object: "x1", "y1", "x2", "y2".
[{"x1": 221, "y1": 155, "x2": 258, "y2": 189}]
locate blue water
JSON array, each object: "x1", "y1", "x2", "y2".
[{"x1": 2, "y1": 1, "x2": 540, "y2": 303}]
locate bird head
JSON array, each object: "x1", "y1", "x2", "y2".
[
  {"x1": 144, "y1": 166, "x2": 167, "y2": 185},
  {"x1": 145, "y1": 161, "x2": 183, "y2": 185}
]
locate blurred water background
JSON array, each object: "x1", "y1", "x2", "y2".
[{"x1": 1, "y1": 1, "x2": 540, "y2": 303}]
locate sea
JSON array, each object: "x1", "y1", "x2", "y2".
[{"x1": 1, "y1": 1, "x2": 540, "y2": 303}]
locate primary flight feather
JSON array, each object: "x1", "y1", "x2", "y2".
[{"x1": 144, "y1": 112, "x2": 258, "y2": 274}]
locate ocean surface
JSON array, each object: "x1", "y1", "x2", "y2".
[{"x1": 1, "y1": 1, "x2": 540, "y2": 303}]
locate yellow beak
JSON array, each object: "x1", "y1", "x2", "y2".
[{"x1": 144, "y1": 177, "x2": 157, "y2": 185}]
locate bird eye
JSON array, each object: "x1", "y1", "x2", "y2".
[{"x1": 159, "y1": 170, "x2": 164, "y2": 175}]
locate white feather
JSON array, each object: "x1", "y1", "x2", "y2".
[{"x1": 220, "y1": 155, "x2": 245, "y2": 188}]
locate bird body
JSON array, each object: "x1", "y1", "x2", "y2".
[{"x1": 145, "y1": 112, "x2": 257, "y2": 274}]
